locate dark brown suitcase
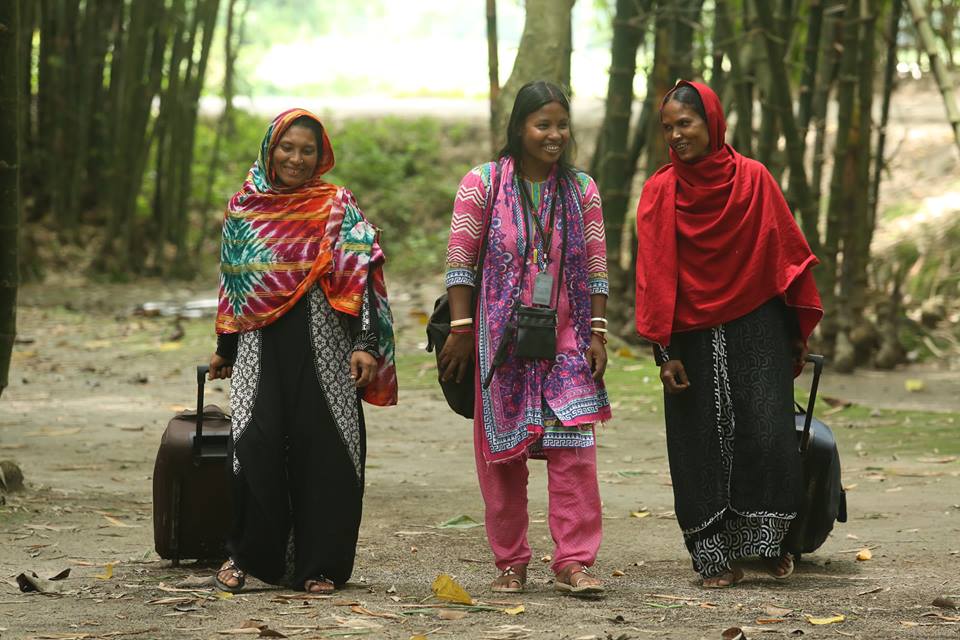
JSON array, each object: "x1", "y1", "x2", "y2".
[{"x1": 153, "y1": 365, "x2": 233, "y2": 565}]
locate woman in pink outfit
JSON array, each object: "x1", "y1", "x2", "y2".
[{"x1": 439, "y1": 81, "x2": 611, "y2": 595}]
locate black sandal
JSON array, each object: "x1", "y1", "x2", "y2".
[{"x1": 214, "y1": 558, "x2": 246, "y2": 593}]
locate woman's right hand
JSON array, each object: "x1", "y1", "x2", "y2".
[
  {"x1": 209, "y1": 353, "x2": 234, "y2": 380},
  {"x1": 438, "y1": 332, "x2": 474, "y2": 383},
  {"x1": 659, "y1": 359, "x2": 690, "y2": 394}
]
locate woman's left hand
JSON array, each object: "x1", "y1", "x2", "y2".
[
  {"x1": 792, "y1": 337, "x2": 809, "y2": 372},
  {"x1": 350, "y1": 351, "x2": 379, "y2": 388},
  {"x1": 586, "y1": 334, "x2": 607, "y2": 381}
]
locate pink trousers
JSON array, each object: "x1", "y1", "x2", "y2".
[{"x1": 474, "y1": 434, "x2": 602, "y2": 574}]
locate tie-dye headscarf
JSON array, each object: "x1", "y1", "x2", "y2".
[{"x1": 216, "y1": 108, "x2": 397, "y2": 406}]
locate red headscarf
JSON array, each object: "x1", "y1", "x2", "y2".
[{"x1": 634, "y1": 80, "x2": 822, "y2": 350}]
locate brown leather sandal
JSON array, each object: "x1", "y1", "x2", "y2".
[
  {"x1": 554, "y1": 564, "x2": 604, "y2": 594},
  {"x1": 491, "y1": 565, "x2": 527, "y2": 593}
]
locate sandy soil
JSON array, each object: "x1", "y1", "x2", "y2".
[{"x1": 0, "y1": 279, "x2": 958, "y2": 640}]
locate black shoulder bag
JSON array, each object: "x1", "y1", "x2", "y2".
[
  {"x1": 426, "y1": 164, "x2": 501, "y2": 418},
  {"x1": 482, "y1": 176, "x2": 568, "y2": 389}
]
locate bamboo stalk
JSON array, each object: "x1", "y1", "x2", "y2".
[
  {"x1": 486, "y1": 0, "x2": 499, "y2": 155},
  {"x1": 753, "y1": 0, "x2": 821, "y2": 255},
  {"x1": 0, "y1": 0, "x2": 21, "y2": 396},
  {"x1": 869, "y1": 0, "x2": 902, "y2": 243},
  {"x1": 905, "y1": 0, "x2": 960, "y2": 153}
]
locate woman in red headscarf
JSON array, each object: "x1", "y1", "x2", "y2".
[
  {"x1": 206, "y1": 109, "x2": 397, "y2": 594},
  {"x1": 634, "y1": 81, "x2": 822, "y2": 587}
]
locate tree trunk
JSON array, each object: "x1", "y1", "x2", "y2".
[
  {"x1": 596, "y1": 0, "x2": 646, "y2": 259},
  {"x1": 753, "y1": 0, "x2": 821, "y2": 255},
  {"x1": 195, "y1": 0, "x2": 245, "y2": 260},
  {"x1": 836, "y1": 0, "x2": 878, "y2": 372},
  {"x1": 870, "y1": 0, "x2": 901, "y2": 244},
  {"x1": 809, "y1": 0, "x2": 843, "y2": 214},
  {"x1": 487, "y1": 0, "x2": 499, "y2": 155},
  {"x1": 491, "y1": 0, "x2": 575, "y2": 151},
  {"x1": 595, "y1": 0, "x2": 651, "y2": 337},
  {"x1": 716, "y1": 0, "x2": 755, "y2": 156},
  {"x1": 820, "y1": 1, "x2": 861, "y2": 358},
  {"x1": 0, "y1": 0, "x2": 21, "y2": 397},
  {"x1": 905, "y1": 0, "x2": 960, "y2": 153},
  {"x1": 797, "y1": 0, "x2": 825, "y2": 132}
]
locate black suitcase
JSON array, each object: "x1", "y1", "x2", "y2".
[
  {"x1": 153, "y1": 365, "x2": 233, "y2": 565},
  {"x1": 785, "y1": 354, "x2": 848, "y2": 556}
]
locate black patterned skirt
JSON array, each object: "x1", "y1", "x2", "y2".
[{"x1": 663, "y1": 298, "x2": 802, "y2": 578}]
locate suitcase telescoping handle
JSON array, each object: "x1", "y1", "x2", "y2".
[
  {"x1": 194, "y1": 365, "x2": 209, "y2": 457},
  {"x1": 799, "y1": 353, "x2": 825, "y2": 453}
]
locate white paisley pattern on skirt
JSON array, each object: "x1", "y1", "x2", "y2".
[
  {"x1": 230, "y1": 329, "x2": 263, "y2": 474},
  {"x1": 307, "y1": 286, "x2": 364, "y2": 485}
]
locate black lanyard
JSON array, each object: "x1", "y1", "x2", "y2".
[{"x1": 518, "y1": 176, "x2": 557, "y2": 269}]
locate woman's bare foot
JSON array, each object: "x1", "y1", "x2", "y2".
[
  {"x1": 701, "y1": 566, "x2": 744, "y2": 588},
  {"x1": 491, "y1": 565, "x2": 527, "y2": 593},
  {"x1": 304, "y1": 577, "x2": 335, "y2": 594},
  {"x1": 764, "y1": 553, "x2": 795, "y2": 579}
]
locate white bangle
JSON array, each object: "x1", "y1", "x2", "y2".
[
  {"x1": 590, "y1": 327, "x2": 608, "y2": 333},
  {"x1": 590, "y1": 317, "x2": 608, "y2": 325},
  {"x1": 450, "y1": 317, "x2": 474, "y2": 327}
]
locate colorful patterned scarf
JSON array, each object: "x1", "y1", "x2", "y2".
[
  {"x1": 477, "y1": 157, "x2": 610, "y2": 463},
  {"x1": 216, "y1": 108, "x2": 397, "y2": 406}
]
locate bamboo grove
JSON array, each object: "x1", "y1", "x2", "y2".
[
  {"x1": 16, "y1": 0, "x2": 226, "y2": 277},
  {"x1": 589, "y1": 0, "x2": 960, "y2": 371}
]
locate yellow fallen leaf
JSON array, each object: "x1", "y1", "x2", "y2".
[
  {"x1": 616, "y1": 347, "x2": 636, "y2": 359},
  {"x1": 94, "y1": 563, "x2": 113, "y2": 580},
  {"x1": 856, "y1": 548, "x2": 872, "y2": 561},
  {"x1": 504, "y1": 605, "x2": 524, "y2": 615},
  {"x1": 431, "y1": 573, "x2": 473, "y2": 605},
  {"x1": 214, "y1": 590, "x2": 234, "y2": 599},
  {"x1": 807, "y1": 614, "x2": 845, "y2": 625},
  {"x1": 630, "y1": 511, "x2": 650, "y2": 519},
  {"x1": 904, "y1": 379, "x2": 925, "y2": 392},
  {"x1": 158, "y1": 342, "x2": 183, "y2": 351},
  {"x1": 410, "y1": 636, "x2": 428, "y2": 640}
]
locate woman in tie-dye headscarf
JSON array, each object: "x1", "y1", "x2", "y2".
[{"x1": 208, "y1": 108, "x2": 397, "y2": 594}]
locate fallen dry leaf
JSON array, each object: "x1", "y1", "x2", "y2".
[
  {"x1": 756, "y1": 618, "x2": 785, "y2": 624},
  {"x1": 94, "y1": 563, "x2": 114, "y2": 580},
  {"x1": 351, "y1": 605, "x2": 402, "y2": 620},
  {"x1": 807, "y1": 614, "x2": 846, "y2": 625},
  {"x1": 856, "y1": 548, "x2": 873, "y2": 561},
  {"x1": 611, "y1": 569, "x2": 625, "y2": 577},
  {"x1": 438, "y1": 609, "x2": 468, "y2": 620},
  {"x1": 103, "y1": 515, "x2": 138, "y2": 528},
  {"x1": 932, "y1": 596, "x2": 958, "y2": 610},
  {"x1": 764, "y1": 605, "x2": 793, "y2": 617},
  {"x1": 431, "y1": 573, "x2": 473, "y2": 605},
  {"x1": 503, "y1": 605, "x2": 524, "y2": 615},
  {"x1": 630, "y1": 511, "x2": 650, "y2": 519}
]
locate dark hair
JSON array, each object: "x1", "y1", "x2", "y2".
[
  {"x1": 664, "y1": 84, "x2": 707, "y2": 123},
  {"x1": 498, "y1": 80, "x2": 576, "y2": 171},
  {"x1": 287, "y1": 115, "x2": 324, "y2": 148}
]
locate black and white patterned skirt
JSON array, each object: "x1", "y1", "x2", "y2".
[{"x1": 663, "y1": 298, "x2": 802, "y2": 578}]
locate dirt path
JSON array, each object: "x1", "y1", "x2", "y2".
[{"x1": 1, "y1": 281, "x2": 959, "y2": 640}]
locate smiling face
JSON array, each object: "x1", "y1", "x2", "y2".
[
  {"x1": 518, "y1": 101, "x2": 570, "y2": 180},
  {"x1": 660, "y1": 99, "x2": 711, "y2": 163},
  {"x1": 271, "y1": 125, "x2": 319, "y2": 189}
]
